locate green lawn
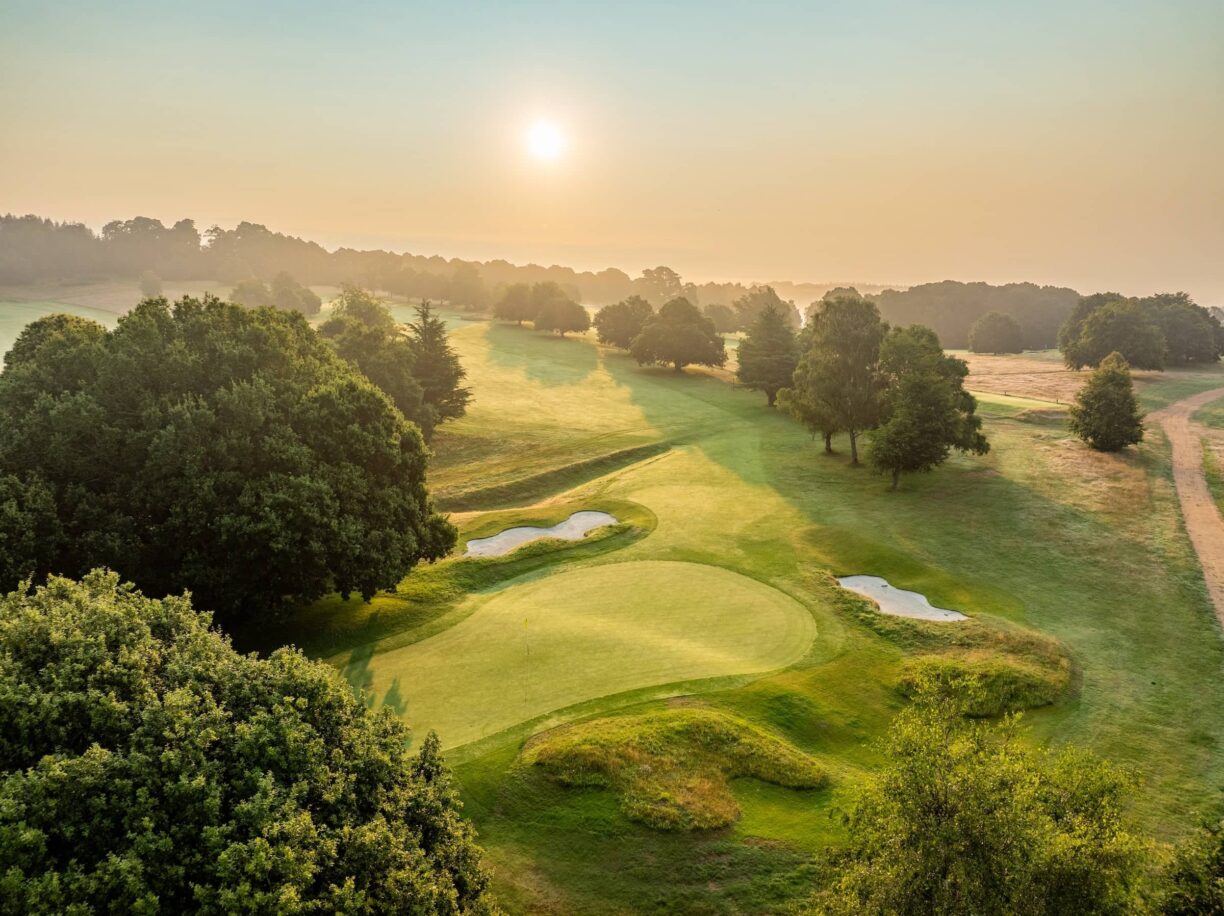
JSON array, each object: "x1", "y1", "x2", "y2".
[{"x1": 266, "y1": 318, "x2": 1224, "y2": 913}]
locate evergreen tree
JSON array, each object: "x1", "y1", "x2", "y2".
[
  {"x1": 869, "y1": 326, "x2": 989, "y2": 489},
  {"x1": 406, "y1": 299, "x2": 472, "y2": 433},
  {"x1": 630, "y1": 297, "x2": 727, "y2": 373},
  {"x1": 736, "y1": 303, "x2": 799, "y2": 406},
  {"x1": 594, "y1": 295, "x2": 653, "y2": 348},
  {"x1": 1068, "y1": 351, "x2": 1144, "y2": 451}
]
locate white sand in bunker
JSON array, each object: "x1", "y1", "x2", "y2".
[
  {"x1": 364, "y1": 560, "x2": 818, "y2": 748},
  {"x1": 837, "y1": 575, "x2": 967, "y2": 621},
  {"x1": 464, "y1": 510, "x2": 618, "y2": 557}
]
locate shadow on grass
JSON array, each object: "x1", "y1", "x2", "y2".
[{"x1": 484, "y1": 321, "x2": 599, "y2": 386}]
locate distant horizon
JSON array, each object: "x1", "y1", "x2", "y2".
[{"x1": 11, "y1": 206, "x2": 1216, "y2": 307}]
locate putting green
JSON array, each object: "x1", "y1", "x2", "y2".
[{"x1": 356, "y1": 560, "x2": 817, "y2": 748}]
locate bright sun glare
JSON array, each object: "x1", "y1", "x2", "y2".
[{"x1": 525, "y1": 120, "x2": 566, "y2": 161}]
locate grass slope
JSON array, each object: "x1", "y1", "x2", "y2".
[{"x1": 273, "y1": 321, "x2": 1224, "y2": 913}]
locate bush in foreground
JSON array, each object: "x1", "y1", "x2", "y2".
[
  {"x1": 810, "y1": 684, "x2": 1146, "y2": 914},
  {"x1": 0, "y1": 571, "x2": 494, "y2": 914}
]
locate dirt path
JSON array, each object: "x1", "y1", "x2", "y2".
[{"x1": 1153, "y1": 387, "x2": 1224, "y2": 628}]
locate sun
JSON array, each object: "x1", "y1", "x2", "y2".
[{"x1": 525, "y1": 120, "x2": 566, "y2": 161}]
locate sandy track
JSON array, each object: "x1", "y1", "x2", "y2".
[{"x1": 1154, "y1": 387, "x2": 1224, "y2": 628}]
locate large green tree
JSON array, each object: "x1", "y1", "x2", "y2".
[
  {"x1": 229, "y1": 277, "x2": 273, "y2": 308},
  {"x1": 1059, "y1": 296, "x2": 1167, "y2": 369},
  {"x1": 812, "y1": 684, "x2": 1145, "y2": 914},
  {"x1": 736, "y1": 303, "x2": 799, "y2": 406},
  {"x1": 594, "y1": 296, "x2": 653, "y2": 349},
  {"x1": 492, "y1": 282, "x2": 534, "y2": 325},
  {"x1": 320, "y1": 286, "x2": 427, "y2": 429},
  {"x1": 790, "y1": 297, "x2": 888, "y2": 465},
  {"x1": 1142, "y1": 292, "x2": 1224, "y2": 365},
  {"x1": 629, "y1": 297, "x2": 727, "y2": 373},
  {"x1": 533, "y1": 295, "x2": 590, "y2": 337},
  {"x1": 968, "y1": 311, "x2": 1024, "y2": 354},
  {"x1": 406, "y1": 299, "x2": 472, "y2": 431},
  {"x1": 0, "y1": 571, "x2": 494, "y2": 914},
  {"x1": 869, "y1": 326, "x2": 989, "y2": 489},
  {"x1": 1068, "y1": 352, "x2": 1144, "y2": 452},
  {"x1": 0, "y1": 297, "x2": 455, "y2": 623}
]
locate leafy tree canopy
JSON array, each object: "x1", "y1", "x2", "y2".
[
  {"x1": 1068, "y1": 351, "x2": 1144, "y2": 452},
  {"x1": 0, "y1": 571, "x2": 494, "y2": 914},
  {"x1": 703, "y1": 302, "x2": 738, "y2": 334},
  {"x1": 1058, "y1": 294, "x2": 1197, "y2": 369},
  {"x1": 270, "y1": 270, "x2": 323, "y2": 316},
  {"x1": 629, "y1": 297, "x2": 727, "y2": 373},
  {"x1": 492, "y1": 282, "x2": 534, "y2": 325},
  {"x1": 736, "y1": 303, "x2": 799, "y2": 406},
  {"x1": 812, "y1": 682, "x2": 1146, "y2": 914},
  {"x1": 734, "y1": 285, "x2": 800, "y2": 330},
  {"x1": 594, "y1": 296, "x2": 653, "y2": 349},
  {"x1": 229, "y1": 277, "x2": 273, "y2": 308},
  {"x1": 869, "y1": 325, "x2": 989, "y2": 488},
  {"x1": 968, "y1": 311, "x2": 1024, "y2": 354},
  {"x1": 0, "y1": 296, "x2": 455, "y2": 622},
  {"x1": 533, "y1": 295, "x2": 591, "y2": 337}
]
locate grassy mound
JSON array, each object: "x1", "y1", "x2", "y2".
[
  {"x1": 523, "y1": 708, "x2": 828, "y2": 831},
  {"x1": 897, "y1": 652, "x2": 1071, "y2": 716}
]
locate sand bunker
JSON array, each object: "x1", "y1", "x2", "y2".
[
  {"x1": 465, "y1": 510, "x2": 618, "y2": 557},
  {"x1": 837, "y1": 575, "x2": 967, "y2": 621}
]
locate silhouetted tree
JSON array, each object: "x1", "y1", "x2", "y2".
[
  {"x1": 229, "y1": 277, "x2": 273, "y2": 308},
  {"x1": 1141, "y1": 292, "x2": 1224, "y2": 364},
  {"x1": 869, "y1": 326, "x2": 989, "y2": 489},
  {"x1": 733, "y1": 285, "x2": 800, "y2": 330},
  {"x1": 534, "y1": 296, "x2": 591, "y2": 337},
  {"x1": 736, "y1": 303, "x2": 799, "y2": 406},
  {"x1": 406, "y1": 300, "x2": 471, "y2": 433},
  {"x1": 0, "y1": 297, "x2": 455, "y2": 621},
  {"x1": 968, "y1": 311, "x2": 1024, "y2": 354},
  {"x1": 138, "y1": 270, "x2": 163, "y2": 298},
  {"x1": 1068, "y1": 352, "x2": 1144, "y2": 452},
  {"x1": 635, "y1": 266, "x2": 684, "y2": 306},
  {"x1": 492, "y1": 281, "x2": 534, "y2": 325},
  {"x1": 594, "y1": 295, "x2": 653, "y2": 348},
  {"x1": 630, "y1": 297, "x2": 726, "y2": 373},
  {"x1": 703, "y1": 302, "x2": 739, "y2": 333},
  {"x1": 0, "y1": 570, "x2": 494, "y2": 913},
  {"x1": 792, "y1": 297, "x2": 888, "y2": 465},
  {"x1": 270, "y1": 270, "x2": 322, "y2": 316}
]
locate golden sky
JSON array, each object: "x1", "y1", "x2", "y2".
[{"x1": 2, "y1": 1, "x2": 1222, "y2": 301}]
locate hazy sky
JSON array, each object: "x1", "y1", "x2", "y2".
[{"x1": 3, "y1": 0, "x2": 1222, "y2": 300}]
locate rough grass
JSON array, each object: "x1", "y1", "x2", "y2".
[
  {"x1": 523, "y1": 708, "x2": 828, "y2": 830},
  {"x1": 897, "y1": 652, "x2": 1072, "y2": 717}
]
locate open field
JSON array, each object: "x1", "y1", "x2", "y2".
[{"x1": 257, "y1": 319, "x2": 1224, "y2": 912}]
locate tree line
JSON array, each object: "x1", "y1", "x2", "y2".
[{"x1": 2, "y1": 213, "x2": 1142, "y2": 351}]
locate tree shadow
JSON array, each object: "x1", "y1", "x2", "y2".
[
  {"x1": 340, "y1": 643, "x2": 376, "y2": 707},
  {"x1": 382, "y1": 676, "x2": 408, "y2": 717},
  {"x1": 483, "y1": 321, "x2": 599, "y2": 387}
]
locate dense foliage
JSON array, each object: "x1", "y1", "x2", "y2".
[
  {"x1": 593, "y1": 295, "x2": 654, "y2": 349},
  {"x1": 630, "y1": 297, "x2": 727, "y2": 372},
  {"x1": 702, "y1": 302, "x2": 738, "y2": 333},
  {"x1": 870, "y1": 280, "x2": 1079, "y2": 350},
  {"x1": 968, "y1": 311, "x2": 1024, "y2": 354},
  {"x1": 0, "y1": 297, "x2": 455, "y2": 622},
  {"x1": 1059, "y1": 291, "x2": 1222, "y2": 369},
  {"x1": 1068, "y1": 352, "x2": 1144, "y2": 452},
  {"x1": 405, "y1": 299, "x2": 472, "y2": 430},
  {"x1": 1161, "y1": 818, "x2": 1224, "y2": 914},
  {"x1": 735, "y1": 303, "x2": 799, "y2": 406},
  {"x1": 786, "y1": 297, "x2": 888, "y2": 464},
  {"x1": 869, "y1": 326, "x2": 989, "y2": 488},
  {"x1": 0, "y1": 571, "x2": 494, "y2": 914},
  {"x1": 533, "y1": 295, "x2": 591, "y2": 337},
  {"x1": 811, "y1": 686, "x2": 1146, "y2": 914},
  {"x1": 733, "y1": 285, "x2": 800, "y2": 330}
]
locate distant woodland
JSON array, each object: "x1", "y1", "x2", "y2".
[{"x1": 3, "y1": 212, "x2": 1098, "y2": 348}]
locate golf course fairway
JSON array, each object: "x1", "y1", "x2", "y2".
[{"x1": 349, "y1": 560, "x2": 817, "y2": 748}]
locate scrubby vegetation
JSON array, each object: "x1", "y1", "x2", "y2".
[
  {"x1": 896, "y1": 653, "x2": 1070, "y2": 717},
  {"x1": 524, "y1": 708, "x2": 827, "y2": 830},
  {"x1": 0, "y1": 571, "x2": 494, "y2": 914}
]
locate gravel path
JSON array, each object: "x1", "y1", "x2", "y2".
[{"x1": 1154, "y1": 387, "x2": 1224, "y2": 629}]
